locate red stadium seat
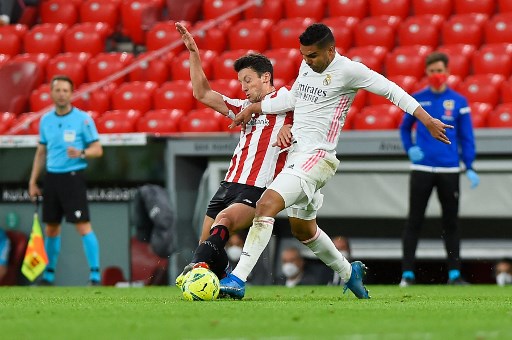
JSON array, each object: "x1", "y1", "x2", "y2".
[
  {"x1": 354, "y1": 16, "x2": 399, "y2": 51},
  {"x1": 111, "y1": 81, "x2": 157, "y2": 112},
  {"x1": 0, "y1": 31, "x2": 21, "y2": 57},
  {"x1": 23, "y1": 23, "x2": 68, "y2": 57},
  {"x1": 136, "y1": 109, "x2": 185, "y2": 134},
  {"x1": 346, "y1": 46, "x2": 388, "y2": 73},
  {"x1": 284, "y1": 0, "x2": 326, "y2": 21},
  {"x1": 47, "y1": 52, "x2": 91, "y2": 87},
  {"x1": 72, "y1": 82, "x2": 115, "y2": 114},
  {"x1": 488, "y1": 104, "x2": 512, "y2": 128},
  {"x1": 153, "y1": 80, "x2": 195, "y2": 111},
  {"x1": 399, "y1": 15, "x2": 441, "y2": 49},
  {"x1": 96, "y1": 109, "x2": 142, "y2": 133},
  {"x1": 472, "y1": 49, "x2": 512, "y2": 78},
  {"x1": 228, "y1": 19, "x2": 273, "y2": 52},
  {"x1": 327, "y1": 0, "x2": 367, "y2": 19},
  {"x1": 208, "y1": 78, "x2": 240, "y2": 98},
  {"x1": 353, "y1": 104, "x2": 402, "y2": 130},
  {"x1": 469, "y1": 102, "x2": 492, "y2": 128},
  {"x1": 40, "y1": 0, "x2": 79, "y2": 26},
  {"x1": 63, "y1": 24, "x2": 105, "y2": 56},
  {"x1": 244, "y1": 0, "x2": 284, "y2": 21},
  {"x1": 170, "y1": 50, "x2": 217, "y2": 81},
  {"x1": 128, "y1": 52, "x2": 169, "y2": 85},
  {"x1": 80, "y1": 0, "x2": 120, "y2": 30},
  {"x1": 11, "y1": 53, "x2": 50, "y2": 87},
  {"x1": 369, "y1": 0, "x2": 410, "y2": 19},
  {"x1": 442, "y1": 14, "x2": 486, "y2": 47},
  {"x1": 454, "y1": 0, "x2": 495, "y2": 16},
  {"x1": 412, "y1": 0, "x2": 452, "y2": 17},
  {"x1": 437, "y1": 43, "x2": 476, "y2": 58},
  {"x1": 212, "y1": 49, "x2": 256, "y2": 80},
  {"x1": 501, "y1": 79, "x2": 512, "y2": 103},
  {"x1": 179, "y1": 108, "x2": 222, "y2": 133},
  {"x1": 11, "y1": 112, "x2": 40, "y2": 135},
  {"x1": 87, "y1": 52, "x2": 134, "y2": 85},
  {"x1": 485, "y1": 14, "x2": 512, "y2": 45},
  {"x1": 386, "y1": 45, "x2": 432, "y2": 79},
  {"x1": 0, "y1": 54, "x2": 10, "y2": 68},
  {"x1": 499, "y1": 0, "x2": 512, "y2": 13},
  {"x1": 321, "y1": 17, "x2": 355, "y2": 53},
  {"x1": 270, "y1": 17, "x2": 315, "y2": 49},
  {"x1": 203, "y1": 0, "x2": 242, "y2": 22},
  {"x1": 0, "y1": 231, "x2": 27, "y2": 285},
  {"x1": 146, "y1": 22, "x2": 186, "y2": 53},
  {"x1": 0, "y1": 62, "x2": 42, "y2": 114},
  {"x1": 265, "y1": 48, "x2": 302, "y2": 84},
  {"x1": 191, "y1": 20, "x2": 230, "y2": 54},
  {"x1": 121, "y1": 0, "x2": 162, "y2": 45},
  {"x1": 458, "y1": 74, "x2": 505, "y2": 107},
  {"x1": 30, "y1": 84, "x2": 52, "y2": 112},
  {"x1": 351, "y1": 90, "x2": 367, "y2": 110},
  {"x1": 130, "y1": 237, "x2": 169, "y2": 285},
  {"x1": 0, "y1": 112, "x2": 16, "y2": 135},
  {"x1": 368, "y1": 75, "x2": 418, "y2": 106},
  {"x1": 0, "y1": 23, "x2": 28, "y2": 39}
]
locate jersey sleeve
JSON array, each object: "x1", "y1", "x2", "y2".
[
  {"x1": 345, "y1": 60, "x2": 420, "y2": 115},
  {"x1": 222, "y1": 95, "x2": 248, "y2": 115},
  {"x1": 456, "y1": 97, "x2": 476, "y2": 169},
  {"x1": 260, "y1": 84, "x2": 297, "y2": 114},
  {"x1": 83, "y1": 115, "x2": 100, "y2": 144}
]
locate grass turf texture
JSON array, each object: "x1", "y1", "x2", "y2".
[{"x1": 1, "y1": 285, "x2": 511, "y2": 339}]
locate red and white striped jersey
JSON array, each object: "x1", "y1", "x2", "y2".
[{"x1": 222, "y1": 87, "x2": 293, "y2": 188}]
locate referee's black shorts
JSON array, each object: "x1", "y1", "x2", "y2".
[
  {"x1": 42, "y1": 170, "x2": 90, "y2": 224},
  {"x1": 206, "y1": 181, "x2": 265, "y2": 219}
]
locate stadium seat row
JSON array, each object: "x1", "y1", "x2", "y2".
[{"x1": 3, "y1": 101, "x2": 512, "y2": 136}]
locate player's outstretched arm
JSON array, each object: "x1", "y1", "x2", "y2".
[
  {"x1": 175, "y1": 22, "x2": 229, "y2": 115},
  {"x1": 413, "y1": 106, "x2": 453, "y2": 144}
]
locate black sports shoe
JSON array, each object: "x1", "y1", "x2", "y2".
[{"x1": 88, "y1": 280, "x2": 101, "y2": 286}]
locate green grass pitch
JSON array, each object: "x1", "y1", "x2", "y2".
[{"x1": 1, "y1": 285, "x2": 511, "y2": 339}]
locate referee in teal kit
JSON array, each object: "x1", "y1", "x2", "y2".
[{"x1": 29, "y1": 75, "x2": 103, "y2": 285}]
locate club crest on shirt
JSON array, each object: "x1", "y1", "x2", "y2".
[
  {"x1": 323, "y1": 74, "x2": 332, "y2": 86},
  {"x1": 443, "y1": 100, "x2": 455, "y2": 110}
]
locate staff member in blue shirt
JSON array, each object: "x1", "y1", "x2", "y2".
[
  {"x1": 29, "y1": 75, "x2": 103, "y2": 285},
  {"x1": 399, "y1": 52, "x2": 480, "y2": 286},
  {"x1": 0, "y1": 228, "x2": 11, "y2": 282}
]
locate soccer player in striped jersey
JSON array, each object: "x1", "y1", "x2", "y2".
[
  {"x1": 174, "y1": 23, "x2": 293, "y2": 286},
  {"x1": 221, "y1": 23, "x2": 453, "y2": 299}
]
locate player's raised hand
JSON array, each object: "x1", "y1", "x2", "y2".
[
  {"x1": 273, "y1": 124, "x2": 293, "y2": 147},
  {"x1": 175, "y1": 22, "x2": 198, "y2": 53}
]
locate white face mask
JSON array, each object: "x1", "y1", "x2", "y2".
[
  {"x1": 496, "y1": 272, "x2": 512, "y2": 286},
  {"x1": 226, "y1": 246, "x2": 243, "y2": 262},
  {"x1": 282, "y1": 263, "x2": 300, "y2": 278}
]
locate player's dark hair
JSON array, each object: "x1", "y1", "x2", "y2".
[
  {"x1": 234, "y1": 53, "x2": 274, "y2": 86},
  {"x1": 426, "y1": 52, "x2": 449, "y2": 68},
  {"x1": 299, "y1": 23, "x2": 335, "y2": 49},
  {"x1": 50, "y1": 75, "x2": 74, "y2": 90}
]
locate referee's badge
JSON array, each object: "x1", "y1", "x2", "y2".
[{"x1": 323, "y1": 74, "x2": 332, "y2": 86}]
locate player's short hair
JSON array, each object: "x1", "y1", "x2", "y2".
[
  {"x1": 426, "y1": 52, "x2": 449, "y2": 68},
  {"x1": 299, "y1": 23, "x2": 335, "y2": 49},
  {"x1": 234, "y1": 53, "x2": 274, "y2": 86},
  {"x1": 50, "y1": 75, "x2": 74, "y2": 90}
]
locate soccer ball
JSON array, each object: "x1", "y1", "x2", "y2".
[{"x1": 181, "y1": 267, "x2": 220, "y2": 301}]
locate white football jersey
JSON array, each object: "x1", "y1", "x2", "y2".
[{"x1": 261, "y1": 52, "x2": 420, "y2": 155}]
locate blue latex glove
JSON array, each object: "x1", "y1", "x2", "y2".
[
  {"x1": 407, "y1": 146, "x2": 424, "y2": 162},
  {"x1": 466, "y1": 169, "x2": 480, "y2": 189}
]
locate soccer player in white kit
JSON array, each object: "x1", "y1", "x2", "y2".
[{"x1": 220, "y1": 23, "x2": 453, "y2": 299}]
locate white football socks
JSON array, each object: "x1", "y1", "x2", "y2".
[
  {"x1": 232, "y1": 216, "x2": 274, "y2": 282},
  {"x1": 303, "y1": 227, "x2": 352, "y2": 283}
]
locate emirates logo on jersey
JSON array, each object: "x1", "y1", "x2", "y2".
[{"x1": 323, "y1": 74, "x2": 332, "y2": 86}]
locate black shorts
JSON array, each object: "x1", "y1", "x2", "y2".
[
  {"x1": 206, "y1": 181, "x2": 265, "y2": 219},
  {"x1": 42, "y1": 170, "x2": 90, "y2": 224}
]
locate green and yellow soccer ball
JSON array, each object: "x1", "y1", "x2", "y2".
[{"x1": 181, "y1": 267, "x2": 220, "y2": 301}]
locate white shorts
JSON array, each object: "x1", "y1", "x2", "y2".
[{"x1": 268, "y1": 150, "x2": 339, "y2": 220}]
